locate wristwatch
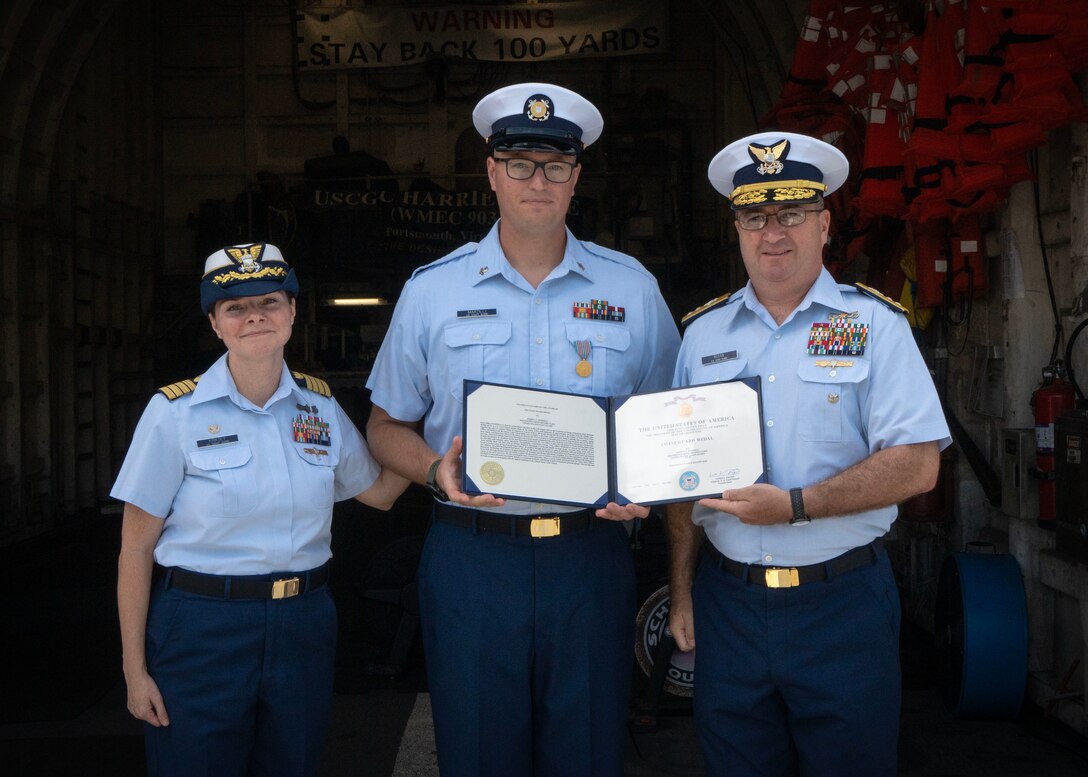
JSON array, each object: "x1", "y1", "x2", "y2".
[
  {"x1": 789, "y1": 487, "x2": 811, "y2": 526},
  {"x1": 425, "y1": 458, "x2": 449, "y2": 502}
]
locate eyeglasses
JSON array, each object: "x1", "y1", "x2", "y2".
[
  {"x1": 735, "y1": 207, "x2": 825, "y2": 231},
  {"x1": 494, "y1": 157, "x2": 577, "y2": 183}
]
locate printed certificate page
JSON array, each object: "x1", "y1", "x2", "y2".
[
  {"x1": 462, "y1": 381, "x2": 611, "y2": 507},
  {"x1": 612, "y1": 379, "x2": 766, "y2": 505}
]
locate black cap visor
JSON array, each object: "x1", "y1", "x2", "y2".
[{"x1": 489, "y1": 126, "x2": 580, "y2": 156}]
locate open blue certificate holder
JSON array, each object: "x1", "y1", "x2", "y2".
[{"x1": 461, "y1": 378, "x2": 767, "y2": 508}]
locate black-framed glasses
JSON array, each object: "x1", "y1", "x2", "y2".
[
  {"x1": 494, "y1": 157, "x2": 577, "y2": 183},
  {"x1": 736, "y1": 207, "x2": 825, "y2": 231}
]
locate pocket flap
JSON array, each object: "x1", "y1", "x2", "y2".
[
  {"x1": 797, "y1": 360, "x2": 870, "y2": 383},
  {"x1": 443, "y1": 321, "x2": 512, "y2": 348},
  {"x1": 565, "y1": 322, "x2": 631, "y2": 352},
  {"x1": 189, "y1": 444, "x2": 252, "y2": 471},
  {"x1": 293, "y1": 444, "x2": 339, "y2": 467}
]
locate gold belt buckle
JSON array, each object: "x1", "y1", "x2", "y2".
[
  {"x1": 530, "y1": 517, "x2": 562, "y2": 538},
  {"x1": 272, "y1": 576, "x2": 301, "y2": 599},
  {"x1": 764, "y1": 568, "x2": 800, "y2": 588}
]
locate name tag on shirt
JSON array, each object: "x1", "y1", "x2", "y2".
[
  {"x1": 196, "y1": 434, "x2": 239, "y2": 448},
  {"x1": 457, "y1": 309, "x2": 497, "y2": 318},
  {"x1": 701, "y1": 351, "x2": 738, "y2": 365}
]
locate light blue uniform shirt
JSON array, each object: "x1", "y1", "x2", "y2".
[
  {"x1": 367, "y1": 221, "x2": 681, "y2": 515},
  {"x1": 674, "y1": 268, "x2": 951, "y2": 566},
  {"x1": 111, "y1": 353, "x2": 380, "y2": 575}
]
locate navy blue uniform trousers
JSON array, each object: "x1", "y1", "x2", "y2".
[
  {"x1": 692, "y1": 547, "x2": 901, "y2": 777},
  {"x1": 418, "y1": 515, "x2": 636, "y2": 777},
  {"x1": 142, "y1": 577, "x2": 337, "y2": 777}
]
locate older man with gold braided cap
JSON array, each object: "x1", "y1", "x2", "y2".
[{"x1": 667, "y1": 132, "x2": 950, "y2": 777}]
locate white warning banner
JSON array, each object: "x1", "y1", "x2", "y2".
[{"x1": 295, "y1": 1, "x2": 668, "y2": 70}]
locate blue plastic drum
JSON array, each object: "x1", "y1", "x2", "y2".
[{"x1": 935, "y1": 552, "x2": 1028, "y2": 719}]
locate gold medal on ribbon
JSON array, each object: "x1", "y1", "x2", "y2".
[{"x1": 573, "y1": 340, "x2": 592, "y2": 378}]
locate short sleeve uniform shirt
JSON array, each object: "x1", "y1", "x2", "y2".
[
  {"x1": 111, "y1": 354, "x2": 380, "y2": 574},
  {"x1": 673, "y1": 268, "x2": 951, "y2": 566},
  {"x1": 367, "y1": 221, "x2": 681, "y2": 515}
]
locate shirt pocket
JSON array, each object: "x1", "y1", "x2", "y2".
[
  {"x1": 443, "y1": 320, "x2": 513, "y2": 401},
  {"x1": 188, "y1": 444, "x2": 254, "y2": 516},
  {"x1": 292, "y1": 444, "x2": 340, "y2": 507},
  {"x1": 564, "y1": 322, "x2": 632, "y2": 395},
  {"x1": 796, "y1": 360, "x2": 870, "y2": 442}
]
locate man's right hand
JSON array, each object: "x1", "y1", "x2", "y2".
[
  {"x1": 668, "y1": 591, "x2": 696, "y2": 652},
  {"x1": 441, "y1": 436, "x2": 507, "y2": 508}
]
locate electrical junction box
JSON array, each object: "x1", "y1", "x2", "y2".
[
  {"x1": 1055, "y1": 410, "x2": 1088, "y2": 563},
  {"x1": 1001, "y1": 428, "x2": 1038, "y2": 521}
]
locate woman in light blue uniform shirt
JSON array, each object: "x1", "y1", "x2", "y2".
[{"x1": 113, "y1": 242, "x2": 407, "y2": 777}]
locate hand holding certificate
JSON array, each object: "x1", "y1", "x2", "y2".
[{"x1": 461, "y1": 379, "x2": 767, "y2": 507}]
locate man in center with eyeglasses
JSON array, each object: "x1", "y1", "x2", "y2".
[
  {"x1": 365, "y1": 83, "x2": 679, "y2": 776},
  {"x1": 666, "y1": 131, "x2": 950, "y2": 776}
]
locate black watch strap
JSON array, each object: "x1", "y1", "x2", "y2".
[
  {"x1": 426, "y1": 458, "x2": 449, "y2": 502},
  {"x1": 789, "y1": 487, "x2": 811, "y2": 525}
]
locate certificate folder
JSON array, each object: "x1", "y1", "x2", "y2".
[{"x1": 461, "y1": 379, "x2": 767, "y2": 508}]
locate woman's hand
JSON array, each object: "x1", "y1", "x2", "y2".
[{"x1": 124, "y1": 667, "x2": 170, "y2": 727}]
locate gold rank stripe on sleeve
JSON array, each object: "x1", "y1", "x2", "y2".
[
  {"x1": 293, "y1": 371, "x2": 331, "y2": 397},
  {"x1": 853, "y1": 282, "x2": 908, "y2": 314},
  {"x1": 681, "y1": 293, "x2": 732, "y2": 327},
  {"x1": 157, "y1": 377, "x2": 200, "y2": 400}
]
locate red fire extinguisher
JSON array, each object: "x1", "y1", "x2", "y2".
[{"x1": 1031, "y1": 364, "x2": 1075, "y2": 524}]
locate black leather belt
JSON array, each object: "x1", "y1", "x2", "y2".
[
  {"x1": 703, "y1": 539, "x2": 882, "y2": 588},
  {"x1": 158, "y1": 563, "x2": 329, "y2": 600},
  {"x1": 434, "y1": 502, "x2": 599, "y2": 538}
]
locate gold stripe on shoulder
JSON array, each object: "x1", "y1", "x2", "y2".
[
  {"x1": 681, "y1": 293, "x2": 732, "y2": 327},
  {"x1": 293, "y1": 371, "x2": 331, "y2": 397},
  {"x1": 157, "y1": 377, "x2": 199, "y2": 401},
  {"x1": 853, "y1": 282, "x2": 908, "y2": 314}
]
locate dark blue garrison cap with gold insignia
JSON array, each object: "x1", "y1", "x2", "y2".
[
  {"x1": 200, "y1": 242, "x2": 299, "y2": 314},
  {"x1": 708, "y1": 131, "x2": 849, "y2": 210},
  {"x1": 473, "y1": 82, "x2": 603, "y2": 157}
]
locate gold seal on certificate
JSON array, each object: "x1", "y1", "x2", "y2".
[
  {"x1": 576, "y1": 359, "x2": 592, "y2": 378},
  {"x1": 677, "y1": 401, "x2": 693, "y2": 417},
  {"x1": 480, "y1": 461, "x2": 505, "y2": 485}
]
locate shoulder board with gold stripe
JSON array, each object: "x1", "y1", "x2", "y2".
[
  {"x1": 681, "y1": 293, "x2": 732, "y2": 327},
  {"x1": 293, "y1": 371, "x2": 331, "y2": 397},
  {"x1": 852, "y1": 282, "x2": 907, "y2": 314},
  {"x1": 157, "y1": 376, "x2": 200, "y2": 401}
]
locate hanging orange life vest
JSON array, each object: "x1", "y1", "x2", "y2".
[{"x1": 912, "y1": 215, "x2": 987, "y2": 308}]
